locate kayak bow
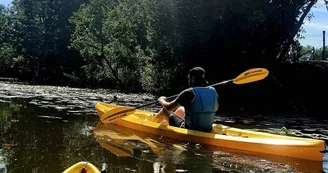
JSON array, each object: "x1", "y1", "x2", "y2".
[{"x1": 63, "y1": 161, "x2": 101, "y2": 173}]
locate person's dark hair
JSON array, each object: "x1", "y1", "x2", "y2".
[{"x1": 188, "y1": 67, "x2": 208, "y2": 86}]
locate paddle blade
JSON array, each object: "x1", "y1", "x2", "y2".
[
  {"x1": 233, "y1": 68, "x2": 269, "y2": 84},
  {"x1": 100, "y1": 107, "x2": 136, "y2": 123}
]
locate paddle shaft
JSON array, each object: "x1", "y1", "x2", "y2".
[
  {"x1": 101, "y1": 68, "x2": 268, "y2": 124},
  {"x1": 135, "y1": 79, "x2": 233, "y2": 109}
]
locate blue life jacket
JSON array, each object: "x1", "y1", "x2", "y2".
[{"x1": 184, "y1": 86, "x2": 218, "y2": 132}]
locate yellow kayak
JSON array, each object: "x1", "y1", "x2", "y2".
[
  {"x1": 94, "y1": 122, "x2": 324, "y2": 173},
  {"x1": 62, "y1": 161, "x2": 101, "y2": 173},
  {"x1": 95, "y1": 102, "x2": 326, "y2": 161}
]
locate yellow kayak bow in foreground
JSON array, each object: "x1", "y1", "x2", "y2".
[{"x1": 62, "y1": 161, "x2": 101, "y2": 173}]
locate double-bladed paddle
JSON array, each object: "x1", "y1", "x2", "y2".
[{"x1": 99, "y1": 68, "x2": 269, "y2": 124}]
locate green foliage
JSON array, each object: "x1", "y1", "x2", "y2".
[
  {"x1": 0, "y1": 43, "x2": 15, "y2": 73},
  {"x1": 1, "y1": 0, "x2": 86, "y2": 83},
  {"x1": 69, "y1": 0, "x2": 156, "y2": 91},
  {"x1": 0, "y1": 0, "x2": 327, "y2": 93},
  {"x1": 0, "y1": 5, "x2": 16, "y2": 75},
  {"x1": 0, "y1": 5, "x2": 7, "y2": 43},
  {"x1": 299, "y1": 45, "x2": 328, "y2": 61}
]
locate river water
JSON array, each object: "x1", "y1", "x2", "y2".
[{"x1": 0, "y1": 80, "x2": 327, "y2": 173}]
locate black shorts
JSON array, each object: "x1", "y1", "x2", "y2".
[{"x1": 169, "y1": 114, "x2": 185, "y2": 128}]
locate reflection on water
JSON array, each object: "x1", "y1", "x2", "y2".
[
  {"x1": 0, "y1": 101, "x2": 101, "y2": 173},
  {"x1": 0, "y1": 81, "x2": 327, "y2": 173}
]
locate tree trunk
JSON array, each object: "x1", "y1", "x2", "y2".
[
  {"x1": 99, "y1": 33, "x2": 123, "y2": 88},
  {"x1": 276, "y1": 0, "x2": 316, "y2": 62},
  {"x1": 96, "y1": 6, "x2": 123, "y2": 89},
  {"x1": 103, "y1": 56, "x2": 123, "y2": 88}
]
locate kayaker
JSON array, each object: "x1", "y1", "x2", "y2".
[{"x1": 153, "y1": 66, "x2": 219, "y2": 132}]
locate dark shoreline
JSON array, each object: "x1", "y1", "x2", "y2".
[{"x1": 2, "y1": 61, "x2": 328, "y2": 117}]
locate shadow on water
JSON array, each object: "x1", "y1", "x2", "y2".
[{"x1": 0, "y1": 81, "x2": 327, "y2": 173}]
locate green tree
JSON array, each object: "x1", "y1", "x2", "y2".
[
  {"x1": 0, "y1": 5, "x2": 16, "y2": 75},
  {"x1": 299, "y1": 46, "x2": 328, "y2": 61},
  {"x1": 6, "y1": 0, "x2": 86, "y2": 83},
  {"x1": 314, "y1": 47, "x2": 328, "y2": 60},
  {"x1": 70, "y1": 0, "x2": 156, "y2": 91}
]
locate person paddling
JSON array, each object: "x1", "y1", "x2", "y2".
[{"x1": 153, "y1": 67, "x2": 219, "y2": 132}]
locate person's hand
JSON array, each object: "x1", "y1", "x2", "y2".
[
  {"x1": 158, "y1": 96, "x2": 166, "y2": 102},
  {"x1": 158, "y1": 96, "x2": 166, "y2": 106}
]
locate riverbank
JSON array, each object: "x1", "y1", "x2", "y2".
[{"x1": 1, "y1": 61, "x2": 328, "y2": 117}]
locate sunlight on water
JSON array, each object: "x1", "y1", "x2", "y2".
[
  {"x1": 0, "y1": 81, "x2": 156, "y2": 115},
  {"x1": 211, "y1": 151, "x2": 296, "y2": 172}
]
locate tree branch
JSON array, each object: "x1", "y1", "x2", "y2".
[{"x1": 276, "y1": 0, "x2": 316, "y2": 62}]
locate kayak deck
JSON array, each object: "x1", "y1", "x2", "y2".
[
  {"x1": 62, "y1": 161, "x2": 101, "y2": 173},
  {"x1": 95, "y1": 102, "x2": 326, "y2": 161}
]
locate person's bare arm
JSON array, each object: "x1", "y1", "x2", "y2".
[
  {"x1": 158, "y1": 96, "x2": 181, "y2": 111},
  {"x1": 158, "y1": 88, "x2": 194, "y2": 112}
]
